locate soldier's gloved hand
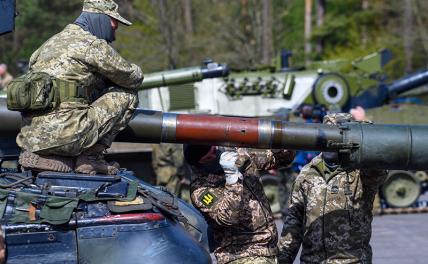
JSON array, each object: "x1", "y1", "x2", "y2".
[{"x1": 219, "y1": 151, "x2": 243, "y2": 185}]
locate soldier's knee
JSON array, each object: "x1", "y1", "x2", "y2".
[{"x1": 101, "y1": 88, "x2": 139, "y2": 109}]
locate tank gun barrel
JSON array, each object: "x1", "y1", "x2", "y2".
[
  {"x1": 387, "y1": 69, "x2": 428, "y2": 97},
  {"x1": 117, "y1": 109, "x2": 428, "y2": 170},
  {"x1": 350, "y1": 68, "x2": 428, "y2": 110},
  {"x1": 140, "y1": 61, "x2": 229, "y2": 90}
]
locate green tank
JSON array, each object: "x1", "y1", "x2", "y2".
[{"x1": 140, "y1": 49, "x2": 405, "y2": 116}]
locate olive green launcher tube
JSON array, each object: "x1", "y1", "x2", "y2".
[{"x1": 118, "y1": 109, "x2": 428, "y2": 170}]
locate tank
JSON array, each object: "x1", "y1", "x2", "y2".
[
  {"x1": 3, "y1": 98, "x2": 428, "y2": 261},
  {"x1": 140, "y1": 49, "x2": 428, "y2": 116},
  {"x1": 0, "y1": 60, "x2": 229, "y2": 263}
]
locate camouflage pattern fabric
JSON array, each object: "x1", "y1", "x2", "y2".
[
  {"x1": 16, "y1": 24, "x2": 143, "y2": 156},
  {"x1": 277, "y1": 168, "x2": 297, "y2": 218},
  {"x1": 323, "y1": 112, "x2": 355, "y2": 125},
  {"x1": 277, "y1": 154, "x2": 387, "y2": 264},
  {"x1": 190, "y1": 148, "x2": 294, "y2": 264},
  {"x1": 228, "y1": 256, "x2": 278, "y2": 264},
  {"x1": 83, "y1": 0, "x2": 132, "y2": 25},
  {"x1": 152, "y1": 143, "x2": 191, "y2": 202}
]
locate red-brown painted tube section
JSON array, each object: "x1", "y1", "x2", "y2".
[{"x1": 175, "y1": 114, "x2": 260, "y2": 146}]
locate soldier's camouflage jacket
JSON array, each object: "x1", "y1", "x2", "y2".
[
  {"x1": 16, "y1": 24, "x2": 143, "y2": 156},
  {"x1": 191, "y1": 148, "x2": 295, "y2": 264},
  {"x1": 278, "y1": 154, "x2": 387, "y2": 264}
]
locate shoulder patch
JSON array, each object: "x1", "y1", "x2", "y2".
[{"x1": 199, "y1": 190, "x2": 218, "y2": 208}]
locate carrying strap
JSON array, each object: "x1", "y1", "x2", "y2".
[{"x1": 137, "y1": 186, "x2": 189, "y2": 226}]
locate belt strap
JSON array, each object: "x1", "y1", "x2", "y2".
[{"x1": 53, "y1": 79, "x2": 88, "y2": 103}]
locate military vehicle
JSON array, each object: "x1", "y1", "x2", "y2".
[
  {"x1": 0, "y1": 58, "x2": 229, "y2": 262},
  {"x1": 3, "y1": 89, "x2": 428, "y2": 262},
  {"x1": 140, "y1": 49, "x2": 417, "y2": 115}
]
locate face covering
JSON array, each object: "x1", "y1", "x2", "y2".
[
  {"x1": 197, "y1": 149, "x2": 224, "y2": 174},
  {"x1": 74, "y1": 12, "x2": 115, "y2": 43},
  {"x1": 322, "y1": 152, "x2": 339, "y2": 168}
]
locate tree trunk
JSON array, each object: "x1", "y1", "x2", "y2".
[
  {"x1": 411, "y1": 0, "x2": 428, "y2": 68},
  {"x1": 403, "y1": 0, "x2": 414, "y2": 72},
  {"x1": 304, "y1": 0, "x2": 313, "y2": 65},
  {"x1": 155, "y1": 0, "x2": 178, "y2": 68},
  {"x1": 361, "y1": 0, "x2": 369, "y2": 46},
  {"x1": 261, "y1": 0, "x2": 273, "y2": 65},
  {"x1": 182, "y1": 0, "x2": 193, "y2": 37},
  {"x1": 315, "y1": 0, "x2": 326, "y2": 55}
]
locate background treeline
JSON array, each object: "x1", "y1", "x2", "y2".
[{"x1": 1, "y1": 0, "x2": 428, "y2": 78}]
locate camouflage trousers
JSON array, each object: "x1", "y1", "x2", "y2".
[
  {"x1": 228, "y1": 256, "x2": 278, "y2": 264},
  {"x1": 278, "y1": 169, "x2": 297, "y2": 218},
  {"x1": 156, "y1": 167, "x2": 191, "y2": 203},
  {"x1": 17, "y1": 88, "x2": 138, "y2": 156}
]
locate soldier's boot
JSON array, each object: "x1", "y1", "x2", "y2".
[
  {"x1": 75, "y1": 144, "x2": 120, "y2": 175},
  {"x1": 19, "y1": 150, "x2": 74, "y2": 172}
]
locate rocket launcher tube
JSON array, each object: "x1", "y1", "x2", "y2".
[
  {"x1": 1, "y1": 102, "x2": 427, "y2": 170},
  {"x1": 118, "y1": 109, "x2": 428, "y2": 170}
]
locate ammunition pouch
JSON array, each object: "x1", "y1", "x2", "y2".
[{"x1": 7, "y1": 71, "x2": 87, "y2": 112}]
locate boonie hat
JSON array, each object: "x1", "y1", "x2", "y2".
[{"x1": 83, "y1": 0, "x2": 132, "y2": 26}]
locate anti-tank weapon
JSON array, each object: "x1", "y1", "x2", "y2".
[
  {"x1": 1, "y1": 105, "x2": 427, "y2": 170},
  {"x1": 116, "y1": 110, "x2": 428, "y2": 170}
]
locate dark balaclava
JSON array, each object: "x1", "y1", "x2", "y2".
[
  {"x1": 183, "y1": 144, "x2": 223, "y2": 174},
  {"x1": 75, "y1": 12, "x2": 115, "y2": 43},
  {"x1": 322, "y1": 151, "x2": 339, "y2": 169}
]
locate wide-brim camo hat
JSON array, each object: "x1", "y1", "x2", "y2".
[
  {"x1": 83, "y1": 0, "x2": 132, "y2": 26},
  {"x1": 323, "y1": 112, "x2": 355, "y2": 125}
]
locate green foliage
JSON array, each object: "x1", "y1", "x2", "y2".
[
  {"x1": 1, "y1": 0, "x2": 427, "y2": 80},
  {"x1": 0, "y1": 0, "x2": 81, "y2": 73}
]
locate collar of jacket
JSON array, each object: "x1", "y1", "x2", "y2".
[{"x1": 310, "y1": 155, "x2": 344, "y2": 183}]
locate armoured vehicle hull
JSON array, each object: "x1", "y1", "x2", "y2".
[{"x1": 2, "y1": 170, "x2": 211, "y2": 264}]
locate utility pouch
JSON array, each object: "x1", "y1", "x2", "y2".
[{"x1": 7, "y1": 71, "x2": 57, "y2": 112}]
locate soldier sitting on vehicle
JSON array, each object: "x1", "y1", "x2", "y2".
[
  {"x1": 277, "y1": 113, "x2": 387, "y2": 264},
  {"x1": 14, "y1": 0, "x2": 143, "y2": 175},
  {"x1": 184, "y1": 145, "x2": 294, "y2": 264}
]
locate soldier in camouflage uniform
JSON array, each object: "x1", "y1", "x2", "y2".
[
  {"x1": 185, "y1": 145, "x2": 295, "y2": 264},
  {"x1": 17, "y1": 0, "x2": 143, "y2": 175},
  {"x1": 277, "y1": 113, "x2": 387, "y2": 264},
  {"x1": 152, "y1": 143, "x2": 191, "y2": 202}
]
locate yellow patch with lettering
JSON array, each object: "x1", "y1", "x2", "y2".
[{"x1": 199, "y1": 191, "x2": 218, "y2": 208}]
